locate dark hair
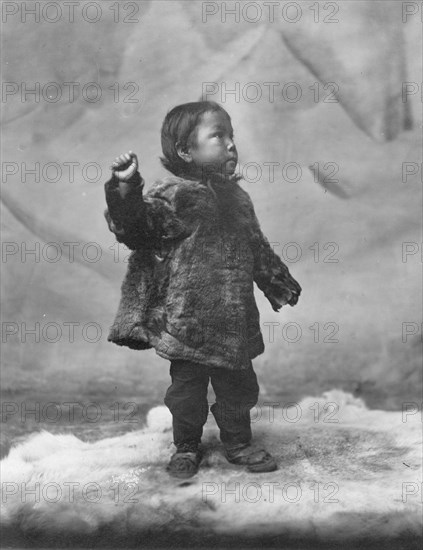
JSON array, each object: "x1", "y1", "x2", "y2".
[{"x1": 160, "y1": 101, "x2": 230, "y2": 177}]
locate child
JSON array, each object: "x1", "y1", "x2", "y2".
[{"x1": 104, "y1": 101, "x2": 301, "y2": 478}]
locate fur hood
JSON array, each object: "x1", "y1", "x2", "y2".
[{"x1": 104, "y1": 173, "x2": 301, "y2": 370}]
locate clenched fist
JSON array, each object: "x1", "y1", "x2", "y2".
[{"x1": 111, "y1": 151, "x2": 139, "y2": 181}]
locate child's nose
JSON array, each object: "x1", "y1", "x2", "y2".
[{"x1": 227, "y1": 140, "x2": 235, "y2": 151}]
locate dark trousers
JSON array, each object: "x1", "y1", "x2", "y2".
[{"x1": 164, "y1": 359, "x2": 260, "y2": 449}]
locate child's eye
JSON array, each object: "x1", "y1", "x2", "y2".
[{"x1": 214, "y1": 132, "x2": 223, "y2": 138}]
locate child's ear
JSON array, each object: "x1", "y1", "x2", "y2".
[{"x1": 176, "y1": 141, "x2": 192, "y2": 164}]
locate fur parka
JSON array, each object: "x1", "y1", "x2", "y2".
[{"x1": 104, "y1": 172, "x2": 301, "y2": 370}]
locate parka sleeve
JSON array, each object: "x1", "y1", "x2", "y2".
[
  {"x1": 104, "y1": 172, "x2": 189, "y2": 250},
  {"x1": 251, "y1": 209, "x2": 302, "y2": 312}
]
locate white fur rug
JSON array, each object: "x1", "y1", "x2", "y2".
[{"x1": 1, "y1": 391, "x2": 421, "y2": 547}]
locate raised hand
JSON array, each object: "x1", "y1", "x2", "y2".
[{"x1": 111, "y1": 151, "x2": 139, "y2": 181}]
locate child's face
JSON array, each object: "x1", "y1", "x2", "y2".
[{"x1": 187, "y1": 110, "x2": 238, "y2": 177}]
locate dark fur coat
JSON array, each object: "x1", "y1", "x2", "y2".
[{"x1": 104, "y1": 173, "x2": 301, "y2": 370}]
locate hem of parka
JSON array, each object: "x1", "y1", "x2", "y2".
[
  {"x1": 154, "y1": 333, "x2": 265, "y2": 370},
  {"x1": 107, "y1": 328, "x2": 265, "y2": 370},
  {"x1": 107, "y1": 335, "x2": 152, "y2": 351}
]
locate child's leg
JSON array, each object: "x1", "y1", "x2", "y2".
[
  {"x1": 209, "y1": 361, "x2": 259, "y2": 448},
  {"x1": 164, "y1": 360, "x2": 209, "y2": 451},
  {"x1": 210, "y1": 362, "x2": 277, "y2": 473}
]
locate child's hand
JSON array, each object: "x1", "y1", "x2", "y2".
[
  {"x1": 111, "y1": 151, "x2": 139, "y2": 181},
  {"x1": 269, "y1": 275, "x2": 301, "y2": 310},
  {"x1": 269, "y1": 284, "x2": 294, "y2": 310}
]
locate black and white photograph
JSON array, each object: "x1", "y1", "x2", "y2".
[{"x1": 1, "y1": 0, "x2": 422, "y2": 548}]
